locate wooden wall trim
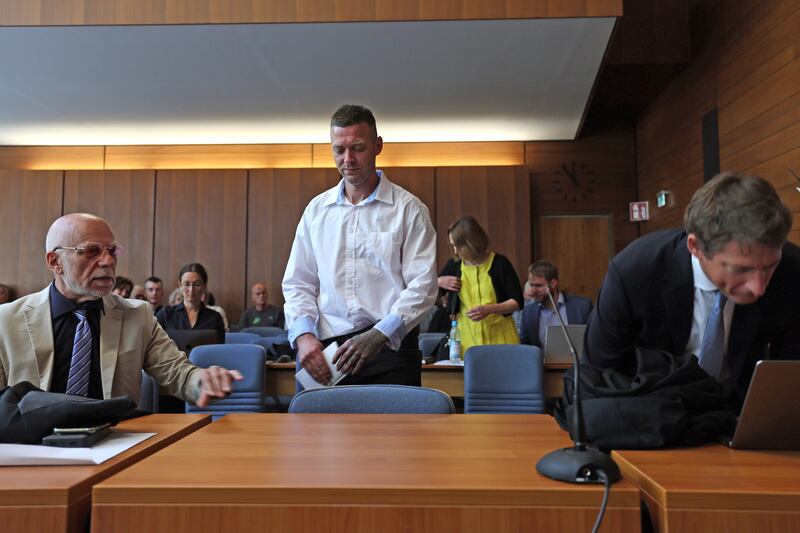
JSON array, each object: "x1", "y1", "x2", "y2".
[
  {"x1": 0, "y1": 142, "x2": 525, "y2": 170},
  {"x1": 0, "y1": 0, "x2": 622, "y2": 26}
]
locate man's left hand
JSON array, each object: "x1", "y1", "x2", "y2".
[
  {"x1": 333, "y1": 328, "x2": 388, "y2": 375},
  {"x1": 196, "y1": 366, "x2": 244, "y2": 407}
]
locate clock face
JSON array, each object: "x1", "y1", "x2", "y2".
[{"x1": 552, "y1": 160, "x2": 596, "y2": 202}]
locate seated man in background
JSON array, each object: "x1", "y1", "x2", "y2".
[
  {"x1": 144, "y1": 276, "x2": 164, "y2": 314},
  {"x1": 519, "y1": 260, "x2": 593, "y2": 348},
  {"x1": 131, "y1": 284, "x2": 146, "y2": 300},
  {"x1": 0, "y1": 213, "x2": 241, "y2": 405},
  {"x1": 112, "y1": 276, "x2": 133, "y2": 298},
  {"x1": 585, "y1": 172, "x2": 800, "y2": 405},
  {"x1": 236, "y1": 282, "x2": 285, "y2": 330}
]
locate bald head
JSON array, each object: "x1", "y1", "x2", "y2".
[
  {"x1": 45, "y1": 213, "x2": 118, "y2": 303},
  {"x1": 251, "y1": 282, "x2": 268, "y2": 310}
]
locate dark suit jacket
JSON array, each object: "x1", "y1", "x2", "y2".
[
  {"x1": 519, "y1": 293, "x2": 593, "y2": 348},
  {"x1": 585, "y1": 228, "x2": 800, "y2": 403}
]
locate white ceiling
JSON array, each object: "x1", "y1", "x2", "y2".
[{"x1": 0, "y1": 18, "x2": 615, "y2": 146}]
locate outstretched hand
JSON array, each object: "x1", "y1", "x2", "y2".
[{"x1": 196, "y1": 366, "x2": 244, "y2": 407}]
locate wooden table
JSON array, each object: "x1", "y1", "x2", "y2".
[
  {"x1": 0, "y1": 414, "x2": 210, "y2": 533},
  {"x1": 92, "y1": 414, "x2": 640, "y2": 533},
  {"x1": 265, "y1": 362, "x2": 570, "y2": 399},
  {"x1": 613, "y1": 445, "x2": 800, "y2": 532}
]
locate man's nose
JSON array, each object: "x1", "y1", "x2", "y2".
[{"x1": 745, "y1": 270, "x2": 768, "y2": 298}]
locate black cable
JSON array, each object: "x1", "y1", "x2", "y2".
[{"x1": 591, "y1": 469, "x2": 612, "y2": 533}]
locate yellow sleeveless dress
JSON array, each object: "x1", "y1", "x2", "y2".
[{"x1": 457, "y1": 253, "x2": 520, "y2": 355}]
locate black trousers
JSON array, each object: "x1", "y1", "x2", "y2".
[{"x1": 323, "y1": 325, "x2": 421, "y2": 386}]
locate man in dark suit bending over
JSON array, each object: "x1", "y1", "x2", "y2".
[
  {"x1": 519, "y1": 260, "x2": 593, "y2": 348},
  {"x1": 585, "y1": 172, "x2": 800, "y2": 404}
]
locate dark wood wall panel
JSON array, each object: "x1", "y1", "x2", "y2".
[
  {"x1": 434, "y1": 166, "x2": 530, "y2": 283},
  {"x1": 637, "y1": 0, "x2": 800, "y2": 240},
  {"x1": 247, "y1": 168, "x2": 340, "y2": 308},
  {"x1": 63, "y1": 170, "x2": 155, "y2": 285},
  {"x1": 0, "y1": 170, "x2": 63, "y2": 297},
  {"x1": 154, "y1": 170, "x2": 248, "y2": 321}
]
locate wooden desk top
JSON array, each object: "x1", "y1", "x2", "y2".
[
  {"x1": 0, "y1": 414, "x2": 210, "y2": 507},
  {"x1": 94, "y1": 414, "x2": 638, "y2": 508},
  {"x1": 613, "y1": 445, "x2": 800, "y2": 512}
]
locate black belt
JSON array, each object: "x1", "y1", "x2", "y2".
[{"x1": 323, "y1": 324, "x2": 420, "y2": 351}]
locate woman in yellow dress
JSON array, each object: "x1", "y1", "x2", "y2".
[{"x1": 437, "y1": 216, "x2": 523, "y2": 355}]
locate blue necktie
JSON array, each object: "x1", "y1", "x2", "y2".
[
  {"x1": 698, "y1": 291, "x2": 727, "y2": 379},
  {"x1": 66, "y1": 310, "x2": 91, "y2": 396}
]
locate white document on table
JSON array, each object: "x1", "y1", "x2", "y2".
[
  {"x1": 295, "y1": 341, "x2": 348, "y2": 390},
  {"x1": 433, "y1": 359, "x2": 464, "y2": 366},
  {"x1": 0, "y1": 431, "x2": 155, "y2": 466}
]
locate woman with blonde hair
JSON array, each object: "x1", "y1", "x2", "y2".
[{"x1": 438, "y1": 216, "x2": 523, "y2": 354}]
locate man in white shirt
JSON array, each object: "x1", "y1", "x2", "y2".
[{"x1": 282, "y1": 104, "x2": 438, "y2": 385}]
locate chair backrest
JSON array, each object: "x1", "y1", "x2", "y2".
[
  {"x1": 419, "y1": 335, "x2": 445, "y2": 357},
  {"x1": 463, "y1": 344, "x2": 545, "y2": 414},
  {"x1": 288, "y1": 385, "x2": 455, "y2": 414},
  {"x1": 186, "y1": 344, "x2": 266, "y2": 419},
  {"x1": 225, "y1": 332, "x2": 261, "y2": 344},
  {"x1": 241, "y1": 326, "x2": 287, "y2": 338},
  {"x1": 139, "y1": 370, "x2": 159, "y2": 413}
]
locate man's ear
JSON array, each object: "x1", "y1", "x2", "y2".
[
  {"x1": 550, "y1": 278, "x2": 559, "y2": 291},
  {"x1": 46, "y1": 251, "x2": 61, "y2": 274},
  {"x1": 375, "y1": 136, "x2": 383, "y2": 156},
  {"x1": 687, "y1": 233, "x2": 704, "y2": 259}
]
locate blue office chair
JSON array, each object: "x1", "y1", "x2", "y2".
[
  {"x1": 463, "y1": 344, "x2": 545, "y2": 414},
  {"x1": 241, "y1": 326, "x2": 286, "y2": 338},
  {"x1": 185, "y1": 344, "x2": 267, "y2": 419},
  {"x1": 419, "y1": 334, "x2": 446, "y2": 357},
  {"x1": 225, "y1": 332, "x2": 261, "y2": 344},
  {"x1": 288, "y1": 385, "x2": 455, "y2": 414},
  {"x1": 139, "y1": 370, "x2": 159, "y2": 413}
]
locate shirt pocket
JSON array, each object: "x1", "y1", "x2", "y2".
[{"x1": 364, "y1": 231, "x2": 401, "y2": 273}]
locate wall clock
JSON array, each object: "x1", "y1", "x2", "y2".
[{"x1": 552, "y1": 160, "x2": 596, "y2": 202}]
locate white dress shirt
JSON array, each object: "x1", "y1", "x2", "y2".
[
  {"x1": 282, "y1": 171, "x2": 438, "y2": 350},
  {"x1": 685, "y1": 255, "x2": 734, "y2": 382}
]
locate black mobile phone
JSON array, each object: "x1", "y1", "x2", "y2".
[{"x1": 42, "y1": 425, "x2": 112, "y2": 448}]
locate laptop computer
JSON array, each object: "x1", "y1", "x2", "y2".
[
  {"x1": 722, "y1": 360, "x2": 800, "y2": 450},
  {"x1": 543, "y1": 324, "x2": 585, "y2": 364}
]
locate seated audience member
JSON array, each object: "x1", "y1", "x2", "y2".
[
  {"x1": 236, "y1": 283, "x2": 285, "y2": 330},
  {"x1": 0, "y1": 213, "x2": 241, "y2": 404},
  {"x1": 438, "y1": 216, "x2": 523, "y2": 354},
  {"x1": 0, "y1": 283, "x2": 11, "y2": 304},
  {"x1": 519, "y1": 260, "x2": 593, "y2": 348},
  {"x1": 202, "y1": 291, "x2": 229, "y2": 332},
  {"x1": 585, "y1": 172, "x2": 800, "y2": 405},
  {"x1": 168, "y1": 287, "x2": 183, "y2": 306},
  {"x1": 112, "y1": 276, "x2": 133, "y2": 298},
  {"x1": 157, "y1": 263, "x2": 226, "y2": 344},
  {"x1": 131, "y1": 284, "x2": 146, "y2": 300},
  {"x1": 144, "y1": 276, "x2": 165, "y2": 314}
]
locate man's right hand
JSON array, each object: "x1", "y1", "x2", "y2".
[{"x1": 296, "y1": 333, "x2": 332, "y2": 384}]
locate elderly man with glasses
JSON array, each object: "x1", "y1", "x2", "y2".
[{"x1": 0, "y1": 212, "x2": 241, "y2": 406}]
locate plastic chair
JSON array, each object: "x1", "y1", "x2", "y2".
[
  {"x1": 241, "y1": 326, "x2": 286, "y2": 338},
  {"x1": 139, "y1": 370, "x2": 159, "y2": 412},
  {"x1": 225, "y1": 332, "x2": 261, "y2": 344},
  {"x1": 185, "y1": 344, "x2": 267, "y2": 419},
  {"x1": 288, "y1": 384, "x2": 455, "y2": 414},
  {"x1": 463, "y1": 344, "x2": 545, "y2": 413}
]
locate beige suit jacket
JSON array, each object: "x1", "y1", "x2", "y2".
[{"x1": 0, "y1": 286, "x2": 202, "y2": 404}]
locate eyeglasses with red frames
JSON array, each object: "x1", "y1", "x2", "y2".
[{"x1": 52, "y1": 243, "x2": 125, "y2": 259}]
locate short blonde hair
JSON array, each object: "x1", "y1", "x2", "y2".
[{"x1": 448, "y1": 216, "x2": 489, "y2": 263}]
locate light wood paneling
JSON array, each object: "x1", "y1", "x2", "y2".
[
  {"x1": 0, "y1": 0, "x2": 622, "y2": 25},
  {"x1": 535, "y1": 215, "x2": 611, "y2": 302},
  {"x1": 105, "y1": 144, "x2": 312, "y2": 170},
  {"x1": 434, "y1": 166, "x2": 530, "y2": 283},
  {"x1": 0, "y1": 146, "x2": 104, "y2": 170},
  {"x1": 313, "y1": 141, "x2": 525, "y2": 168},
  {"x1": 247, "y1": 168, "x2": 340, "y2": 309},
  {"x1": 381, "y1": 167, "x2": 436, "y2": 216},
  {"x1": 154, "y1": 170, "x2": 248, "y2": 322},
  {"x1": 0, "y1": 170, "x2": 63, "y2": 298},
  {"x1": 63, "y1": 170, "x2": 156, "y2": 284},
  {"x1": 637, "y1": 0, "x2": 800, "y2": 237}
]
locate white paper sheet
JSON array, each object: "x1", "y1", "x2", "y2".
[
  {"x1": 433, "y1": 359, "x2": 464, "y2": 366},
  {"x1": 0, "y1": 431, "x2": 155, "y2": 466},
  {"x1": 295, "y1": 341, "x2": 348, "y2": 390}
]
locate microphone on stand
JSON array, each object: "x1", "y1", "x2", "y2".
[{"x1": 535, "y1": 287, "x2": 620, "y2": 484}]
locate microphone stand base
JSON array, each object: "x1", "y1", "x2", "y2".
[{"x1": 536, "y1": 446, "x2": 621, "y2": 484}]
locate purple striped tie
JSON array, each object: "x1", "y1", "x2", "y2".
[{"x1": 66, "y1": 310, "x2": 91, "y2": 396}]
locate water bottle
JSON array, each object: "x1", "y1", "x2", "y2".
[{"x1": 449, "y1": 320, "x2": 461, "y2": 363}]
